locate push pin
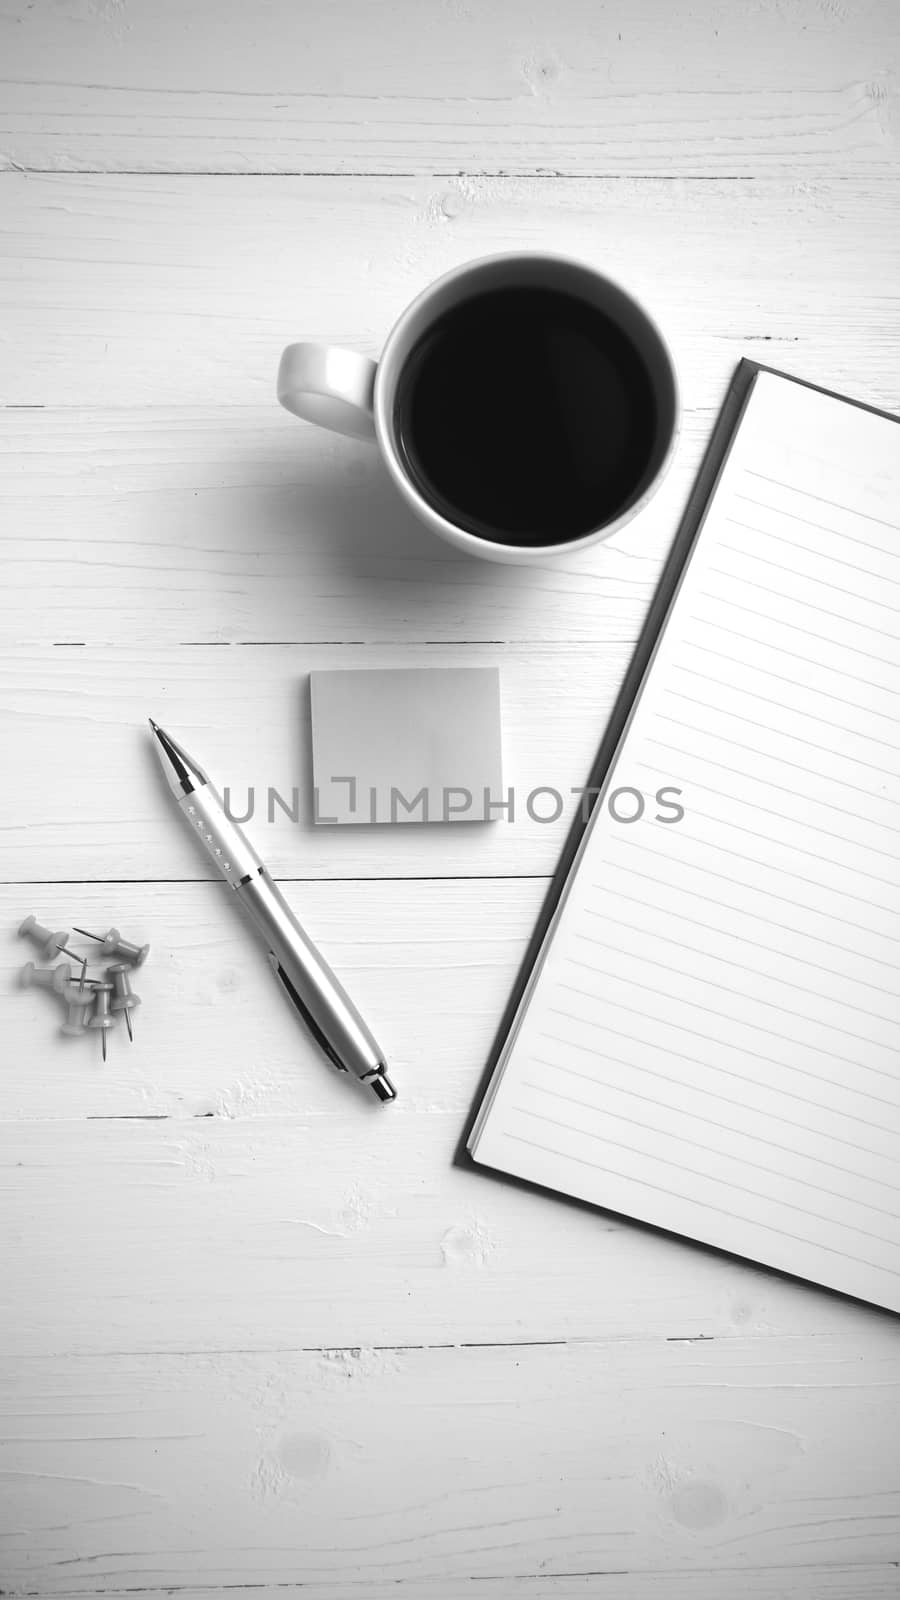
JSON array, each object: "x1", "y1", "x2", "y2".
[
  {"x1": 18, "y1": 914, "x2": 70, "y2": 961},
  {"x1": 106, "y1": 962, "x2": 141, "y2": 1042},
  {"x1": 21, "y1": 960, "x2": 74, "y2": 996},
  {"x1": 87, "y1": 981, "x2": 116, "y2": 1062},
  {"x1": 60, "y1": 981, "x2": 96, "y2": 1037},
  {"x1": 70, "y1": 951, "x2": 90, "y2": 993},
  {"x1": 73, "y1": 926, "x2": 150, "y2": 967}
]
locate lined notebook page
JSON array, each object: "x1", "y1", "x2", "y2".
[{"x1": 471, "y1": 369, "x2": 900, "y2": 1314}]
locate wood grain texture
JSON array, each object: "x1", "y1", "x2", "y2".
[
  {"x1": 29, "y1": 1577, "x2": 900, "y2": 1600},
  {"x1": 3, "y1": 878, "x2": 895, "y2": 1358},
  {"x1": 2, "y1": 0, "x2": 900, "y2": 1594},
  {"x1": 2, "y1": 1337, "x2": 900, "y2": 1589},
  {"x1": 0, "y1": 0, "x2": 897, "y2": 175},
  {"x1": 8, "y1": 1109, "x2": 884, "y2": 1354},
  {"x1": 0, "y1": 394, "x2": 698, "y2": 647},
  {"x1": 2, "y1": 175, "x2": 899, "y2": 412},
  {"x1": 2, "y1": 175, "x2": 897, "y2": 663}
]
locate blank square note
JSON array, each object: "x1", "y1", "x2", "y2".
[{"x1": 310, "y1": 666, "x2": 502, "y2": 825}]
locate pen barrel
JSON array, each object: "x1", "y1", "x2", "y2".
[
  {"x1": 236, "y1": 871, "x2": 386, "y2": 1080},
  {"x1": 177, "y1": 785, "x2": 265, "y2": 889},
  {"x1": 175, "y1": 779, "x2": 387, "y2": 1084}
]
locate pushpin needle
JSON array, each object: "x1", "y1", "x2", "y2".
[
  {"x1": 73, "y1": 925, "x2": 150, "y2": 966},
  {"x1": 107, "y1": 963, "x2": 140, "y2": 1044},
  {"x1": 87, "y1": 981, "x2": 116, "y2": 1062}
]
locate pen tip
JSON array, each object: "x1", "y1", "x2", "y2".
[
  {"x1": 367, "y1": 1068, "x2": 397, "y2": 1104},
  {"x1": 148, "y1": 717, "x2": 159, "y2": 733}
]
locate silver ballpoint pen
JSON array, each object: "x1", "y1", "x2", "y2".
[{"x1": 149, "y1": 720, "x2": 396, "y2": 1103}]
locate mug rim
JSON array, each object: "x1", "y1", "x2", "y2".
[{"x1": 372, "y1": 250, "x2": 680, "y2": 562}]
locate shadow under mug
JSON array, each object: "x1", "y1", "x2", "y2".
[{"x1": 277, "y1": 253, "x2": 679, "y2": 565}]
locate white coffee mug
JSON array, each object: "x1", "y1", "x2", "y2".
[{"x1": 277, "y1": 253, "x2": 678, "y2": 564}]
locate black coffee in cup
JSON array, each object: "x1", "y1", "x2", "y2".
[{"x1": 393, "y1": 285, "x2": 659, "y2": 548}]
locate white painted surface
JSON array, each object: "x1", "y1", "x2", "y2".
[{"x1": 0, "y1": 1, "x2": 899, "y2": 1595}]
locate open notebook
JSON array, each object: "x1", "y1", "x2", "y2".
[{"x1": 468, "y1": 362, "x2": 900, "y2": 1314}]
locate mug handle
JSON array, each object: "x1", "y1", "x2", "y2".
[{"x1": 277, "y1": 343, "x2": 377, "y2": 441}]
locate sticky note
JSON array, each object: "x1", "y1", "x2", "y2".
[{"x1": 309, "y1": 667, "x2": 503, "y2": 825}]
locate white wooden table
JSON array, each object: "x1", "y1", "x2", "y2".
[{"x1": 2, "y1": 3, "x2": 900, "y2": 1595}]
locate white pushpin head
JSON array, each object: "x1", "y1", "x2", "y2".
[
  {"x1": 106, "y1": 961, "x2": 141, "y2": 1043},
  {"x1": 86, "y1": 981, "x2": 116, "y2": 1062},
  {"x1": 19, "y1": 914, "x2": 70, "y2": 961},
  {"x1": 74, "y1": 926, "x2": 150, "y2": 967},
  {"x1": 21, "y1": 960, "x2": 73, "y2": 995},
  {"x1": 60, "y1": 983, "x2": 96, "y2": 1036}
]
